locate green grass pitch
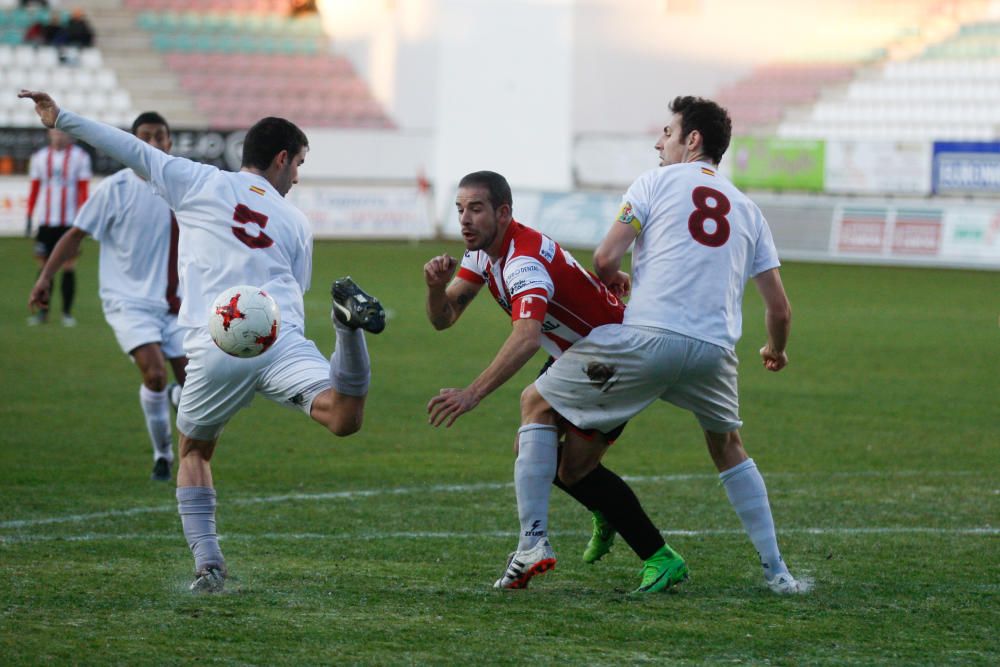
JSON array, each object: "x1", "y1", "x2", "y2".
[{"x1": 1, "y1": 237, "x2": 997, "y2": 665}]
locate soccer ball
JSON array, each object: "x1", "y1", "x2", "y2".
[{"x1": 208, "y1": 285, "x2": 281, "y2": 358}]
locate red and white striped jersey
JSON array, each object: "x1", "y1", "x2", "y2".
[
  {"x1": 27, "y1": 144, "x2": 92, "y2": 227},
  {"x1": 457, "y1": 220, "x2": 625, "y2": 358}
]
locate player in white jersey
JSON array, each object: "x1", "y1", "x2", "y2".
[
  {"x1": 20, "y1": 89, "x2": 386, "y2": 594},
  {"x1": 523, "y1": 96, "x2": 807, "y2": 595},
  {"x1": 29, "y1": 112, "x2": 187, "y2": 483},
  {"x1": 425, "y1": 171, "x2": 685, "y2": 593},
  {"x1": 26, "y1": 128, "x2": 92, "y2": 327}
]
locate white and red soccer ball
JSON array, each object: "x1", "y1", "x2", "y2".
[{"x1": 208, "y1": 285, "x2": 280, "y2": 358}]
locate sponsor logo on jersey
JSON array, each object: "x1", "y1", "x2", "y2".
[
  {"x1": 509, "y1": 279, "x2": 531, "y2": 293},
  {"x1": 539, "y1": 236, "x2": 556, "y2": 262},
  {"x1": 509, "y1": 264, "x2": 542, "y2": 278},
  {"x1": 249, "y1": 185, "x2": 266, "y2": 196}
]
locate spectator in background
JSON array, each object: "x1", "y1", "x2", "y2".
[
  {"x1": 64, "y1": 9, "x2": 94, "y2": 48},
  {"x1": 23, "y1": 18, "x2": 47, "y2": 45},
  {"x1": 290, "y1": 0, "x2": 318, "y2": 17},
  {"x1": 42, "y1": 14, "x2": 67, "y2": 46}
]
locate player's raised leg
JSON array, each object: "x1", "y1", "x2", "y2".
[
  {"x1": 707, "y1": 429, "x2": 806, "y2": 594},
  {"x1": 176, "y1": 433, "x2": 226, "y2": 592},
  {"x1": 309, "y1": 277, "x2": 385, "y2": 436}
]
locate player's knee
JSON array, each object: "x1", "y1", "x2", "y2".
[
  {"x1": 179, "y1": 437, "x2": 216, "y2": 462},
  {"x1": 142, "y1": 368, "x2": 168, "y2": 391},
  {"x1": 519, "y1": 384, "x2": 552, "y2": 423},
  {"x1": 325, "y1": 413, "x2": 362, "y2": 437},
  {"x1": 556, "y1": 459, "x2": 590, "y2": 487}
]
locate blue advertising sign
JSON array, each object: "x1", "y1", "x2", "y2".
[{"x1": 932, "y1": 141, "x2": 1000, "y2": 194}]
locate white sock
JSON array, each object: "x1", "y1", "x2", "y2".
[
  {"x1": 177, "y1": 486, "x2": 225, "y2": 571},
  {"x1": 720, "y1": 458, "x2": 789, "y2": 580},
  {"x1": 139, "y1": 384, "x2": 173, "y2": 463},
  {"x1": 330, "y1": 321, "x2": 370, "y2": 396},
  {"x1": 515, "y1": 424, "x2": 558, "y2": 551}
]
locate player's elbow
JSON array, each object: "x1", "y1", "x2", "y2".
[{"x1": 429, "y1": 317, "x2": 453, "y2": 331}]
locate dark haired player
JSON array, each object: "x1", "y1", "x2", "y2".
[
  {"x1": 522, "y1": 96, "x2": 807, "y2": 594},
  {"x1": 20, "y1": 90, "x2": 386, "y2": 593},
  {"x1": 26, "y1": 127, "x2": 92, "y2": 326},
  {"x1": 425, "y1": 170, "x2": 686, "y2": 593},
  {"x1": 30, "y1": 112, "x2": 187, "y2": 482}
]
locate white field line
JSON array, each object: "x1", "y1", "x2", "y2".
[
  {"x1": 0, "y1": 470, "x2": 991, "y2": 531},
  {"x1": 1, "y1": 526, "x2": 998, "y2": 545}
]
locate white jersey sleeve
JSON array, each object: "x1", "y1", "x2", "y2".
[
  {"x1": 502, "y1": 256, "x2": 553, "y2": 301},
  {"x1": 56, "y1": 110, "x2": 213, "y2": 209},
  {"x1": 72, "y1": 169, "x2": 116, "y2": 241}
]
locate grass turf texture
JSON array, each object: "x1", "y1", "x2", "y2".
[{"x1": 1, "y1": 237, "x2": 997, "y2": 665}]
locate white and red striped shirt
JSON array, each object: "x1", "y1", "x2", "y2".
[
  {"x1": 457, "y1": 221, "x2": 625, "y2": 358},
  {"x1": 27, "y1": 144, "x2": 92, "y2": 227}
]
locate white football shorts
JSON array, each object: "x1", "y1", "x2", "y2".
[
  {"x1": 103, "y1": 301, "x2": 186, "y2": 359},
  {"x1": 534, "y1": 324, "x2": 743, "y2": 434},
  {"x1": 176, "y1": 325, "x2": 332, "y2": 440}
]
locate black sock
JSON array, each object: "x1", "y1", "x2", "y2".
[
  {"x1": 567, "y1": 466, "x2": 665, "y2": 561},
  {"x1": 61, "y1": 270, "x2": 75, "y2": 315},
  {"x1": 553, "y1": 472, "x2": 595, "y2": 510}
]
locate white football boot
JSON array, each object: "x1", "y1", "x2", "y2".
[{"x1": 493, "y1": 539, "x2": 556, "y2": 589}]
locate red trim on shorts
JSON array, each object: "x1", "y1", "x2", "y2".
[{"x1": 565, "y1": 422, "x2": 621, "y2": 445}]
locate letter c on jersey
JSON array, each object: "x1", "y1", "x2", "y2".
[{"x1": 231, "y1": 204, "x2": 275, "y2": 249}]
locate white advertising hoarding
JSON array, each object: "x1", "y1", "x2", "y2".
[{"x1": 824, "y1": 141, "x2": 932, "y2": 194}]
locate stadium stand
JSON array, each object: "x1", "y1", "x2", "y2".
[
  {"x1": 123, "y1": 0, "x2": 393, "y2": 129},
  {"x1": 0, "y1": 0, "x2": 394, "y2": 130},
  {"x1": 718, "y1": 1, "x2": 1000, "y2": 141}
]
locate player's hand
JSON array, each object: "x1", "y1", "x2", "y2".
[
  {"x1": 760, "y1": 344, "x2": 788, "y2": 372},
  {"x1": 17, "y1": 90, "x2": 60, "y2": 128},
  {"x1": 29, "y1": 278, "x2": 51, "y2": 311},
  {"x1": 605, "y1": 271, "x2": 631, "y2": 299},
  {"x1": 427, "y1": 387, "x2": 480, "y2": 427},
  {"x1": 424, "y1": 254, "x2": 457, "y2": 289}
]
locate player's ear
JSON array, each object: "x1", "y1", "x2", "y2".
[
  {"x1": 272, "y1": 149, "x2": 289, "y2": 170},
  {"x1": 687, "y1": 129, "x2": 702, "y2": 151},
  {"x1": 496, "y1": 203, "x2": 512, "y2": 222}
]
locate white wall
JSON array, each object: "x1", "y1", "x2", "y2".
[{"x1": 431, "y1": 0, "x2": 575, "y2": 212}]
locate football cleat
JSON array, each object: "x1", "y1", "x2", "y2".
[
  {"x1": 767, "y1": 572, "x2": 808, "y2": 594},
  {"x1": 632, "y1": 543, "x2": 688, "y2": 595},
  {"x1": 61, "y1": 314, "x2": 77, "y2": 327},
  {"x1": 493, "y1": 539, "x2": 557, "y2": 589},
  {"x1": 582, "y1": 510, "x2": 616, "y2": 564},
  {"x1": 331, "y1": 276, "x2": 386, "y2": 334},
  {"x1": 150, "y1": 457, "x2": 171, "y2": 482},
  {"x1": 189, "y1": 564, "x2": 226, "y2": 593},
  {"x1": 26, "y1": 312, "x2": 46, "y2": 326}
]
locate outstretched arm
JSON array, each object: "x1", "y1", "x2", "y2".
[
  {"x1": 18, "y1": 90, "x2": 199, "y2": 207},
  {"x1": 427, "y1": 318, "x2": 543, "y2": 428},
  {"x1": 753, "y1": 268, "x2": 791, "y2": 372},
  {"x1": 424, "y1": 253, "x2": 482, "y2": 329}
]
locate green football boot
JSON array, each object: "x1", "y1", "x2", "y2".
[
  {"x1": 582, "y1": 511, "x2": 616, "y2": 564},
  {"x1": 632, "y1": 543, "x2": 688, "y2": 594}
]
